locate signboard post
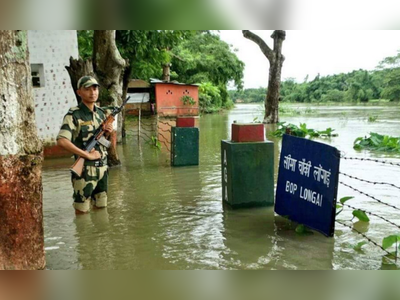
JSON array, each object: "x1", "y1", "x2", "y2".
[{"x1": 275, "y1": 134, "x2": 340, "y2": 237}]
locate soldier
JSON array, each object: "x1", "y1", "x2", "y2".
[{"x1": 57, "y1": 76, "x2": 114, "y2": 214}]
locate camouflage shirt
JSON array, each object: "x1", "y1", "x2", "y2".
[{"x1": 57, "y1": 102, "x2": 109, "y2": 161}]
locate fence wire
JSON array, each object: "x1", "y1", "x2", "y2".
[
  {"x1": 335, "y1": 220, "x2": 396, "y2": 261},
  {"x1": 338, "y1": 157, "x2": 400, "y2": 262},
  {"x1": 340, "y1": 172, "x2": 400, "y2": 190},
  {"x1": 340, "y1": 181, "x2": 400, "y2": 211},
  {"x1": 341, "y1": 156, "x2": 400, "y2": 167}
]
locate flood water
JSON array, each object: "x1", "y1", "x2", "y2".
[{"x1": 43, "y1": 103, "x2": 400, "y2": 270}]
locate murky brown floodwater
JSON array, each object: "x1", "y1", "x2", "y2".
[{"x1": 43, "y1": 103, "x2": 400, "y2": 269}]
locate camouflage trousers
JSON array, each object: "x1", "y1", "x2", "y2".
[{"x1": 71, "y1": 165, "x2": 108, "y2": 213}]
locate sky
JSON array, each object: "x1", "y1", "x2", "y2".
[{"x1": 218, "y1": 30, "x2": 400, "y2": 89}]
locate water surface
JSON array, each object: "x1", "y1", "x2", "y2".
[{"x1": 43, "y1": 103, "x2": 400, "y2": 269}]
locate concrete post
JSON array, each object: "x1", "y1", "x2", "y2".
[{"x1": 222, "y1": 123, "x2": 274, "y2": 208}]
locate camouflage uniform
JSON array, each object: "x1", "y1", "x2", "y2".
[{"x1": 57, "y1": 102, "x2": 110, "y2": 213}]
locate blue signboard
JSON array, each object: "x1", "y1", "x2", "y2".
[{"x1": 275, "y1": 134, "x2": 340, "y2": 237}]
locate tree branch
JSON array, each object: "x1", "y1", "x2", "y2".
[{"x1": 242, "y1": 30, "x2": 274, "y2": 61}]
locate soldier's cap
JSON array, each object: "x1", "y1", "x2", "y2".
[{"x1": 77, "y1": 76, "x2": 100, "y2": 89}]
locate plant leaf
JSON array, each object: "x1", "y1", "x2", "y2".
[
  {"x1": 295, "y1": 224, "x2": 313, "y2": 235},
  {"x1": 340, "y1": 196, "x2": 354, "y2": 205},
  {"x1": 382, "y1": 235, "x2": 400, "y2": 250},
  {"x1": 353, "y1": 241, "x2": 368, "y2": 251},
  {"x1": 352, "y1": 210, "x2": 370, "y2": 222}
]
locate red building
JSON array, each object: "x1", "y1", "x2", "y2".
[{"x1": 152, "y1": 79, "x2": 199, "y2": 117}]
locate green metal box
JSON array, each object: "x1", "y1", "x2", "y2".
[
  {"x1": 221, "y1": 140, "x2": 274, "y2": 208},
  {"x1": 171, "y1": 127, "x2": 199, "y2": 166}
]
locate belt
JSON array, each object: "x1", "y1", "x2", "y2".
[{"x1": 84, "y1": 159, "x2": 107, "y2": 167}]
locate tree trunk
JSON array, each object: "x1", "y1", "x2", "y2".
[
  {"x1": 65, "y1": 57, "x2": 94, "y2": 104},
  {"x1": 93, "y1": 30, "x2": 128, "y2": 166},
  {"x1": 0, "y1": 30, "x2": 45, "y2": 270},
  {"x1": 243, "y1": 30, "x2": 286, "y2": 124},
  {"x1": 66, "y1": 30, "x2": 129, "y2": 166}
]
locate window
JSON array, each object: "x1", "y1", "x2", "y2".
[{"x1": 31, "y1": 64, "x2": 45, "y2": 88}]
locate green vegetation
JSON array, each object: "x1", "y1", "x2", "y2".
[
  {"x1": 382, "y1": 235, "x2": 400, "y2": 261},
  {"x1": 180, "y1": 95, "x2": 196, "y2": 106},
  {"x1": 271, "y1": 122, "x2": 338, "y2": 139},
  {"x1": 149, "y1": 136, "x2": 161, "y2": 150},
  {"x1": 367, "y1": 115, "x2": 378, "y2": 122},
  {"x1": 354, "y1": 132, "x2": 400, "y2": 153},
  {"x1": 171, "y1": 32, "x2": 244, "y2": 112},
  {"x1": 230, "y1": 50, "x2": 400, "y2": 104},
  {"x1": 336, "y1": 196, "x2": 399, "y2": 261},
  {"x1": 78, "y1": 30, "x2": 244, "y2": 114}
]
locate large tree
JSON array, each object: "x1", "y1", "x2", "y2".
[
  {"x1": 66, "y1": 30, "x2": 129, "y2": 166},
  {"x1": 0, "y1": 30, "x2": 45, "y2": 269},
  {"x1": 242, "y1": 30, "x2": 286, "y2": 123},
  {"x1": 171, "y1": 31, "x2": 244, "y2": 109},
  {"x1": 377, "y1": 51, "x2": 400, "y2": 101}
]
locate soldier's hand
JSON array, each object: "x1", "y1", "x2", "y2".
[
  {"x1": 103, "y1": 123, "x2": 113, "y2": 133},
  {"x1": 87, "y1": 149, "x2": 101, "y2": 160}
]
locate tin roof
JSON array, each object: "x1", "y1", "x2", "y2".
[
  {"x1": 150, "y1": 78, "x2": 199, "y2": 87},
  {"x1": 128, "y1": 79, "x2": 151, "y2": 88}
]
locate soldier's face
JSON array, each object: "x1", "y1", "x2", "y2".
[{"x1": 77, "y1": 85, "x2": 99, "y2": 103}]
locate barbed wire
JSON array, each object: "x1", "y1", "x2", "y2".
[
  {"x1": 335, "y1": 220, "x2": 397, "y2": 261},
  {"x1": 340, "y1": 181, "x2": 400, "y2": 211},
  {"x1": 342, "y1": 203, "x2": 400, "y2": 230},
  {"x1": 340, "y1": 172, "x2": 400, "y2": 190},
  {"x1": 340, "y1": 156, "x2": 400, "y2": 167}
]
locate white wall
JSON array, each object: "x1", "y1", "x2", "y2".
[{"x1": 28, "y1": 30, "x2": 79, "y2": 146}]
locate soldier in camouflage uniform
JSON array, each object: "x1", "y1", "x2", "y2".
[{"x1": 57, "y1": 76, "x2": 114, "y2": 214}]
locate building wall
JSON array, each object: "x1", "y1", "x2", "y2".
[
  {"x1": 155, "y1": 83, "x2": 199, "y2": 117},
  {"x1": 28, "y1": 30, "x2": 79, "y2": 157}
]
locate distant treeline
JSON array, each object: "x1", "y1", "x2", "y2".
[{"x1": 229, "y1": 67, "x2": 400, "y2": 103}]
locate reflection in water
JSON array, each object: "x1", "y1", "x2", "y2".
[
  {"x1": 73, "y1": 209, "x2": 114, "y2": 270},
  {"x1": 221, "y1": 206, "x2": 277, "y2": 269},
  {"x1": 43, "y1": 103, "x2": 400, "y2": 269}
]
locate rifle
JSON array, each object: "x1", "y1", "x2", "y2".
[{"x1": 70, "y1": 96, "x2": 130, "y2": 177}]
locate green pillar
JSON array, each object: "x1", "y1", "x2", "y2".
[
  {"x1": 171, "y1": 127, "x2": 199, "y2": 166},
  {"x1": 221, "y1": 140, "x2": 274, "y2": 208}
]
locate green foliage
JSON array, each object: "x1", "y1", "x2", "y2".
[
  {"x1": 228, "y1": 63, "x2": 399, "y2": 103},
  {"x1": 199, "y1": 82, "x2": 222, "y2": 113},
  {"x1": 382, "y1": 235, "x2": 400, "y2": 250},
  {"x1": 271, "y1": 122, "x2": 338, "y2": 139},
  {"x1": 180, "y1": 95, "x2": 196, "y2": 106},
  {"x1": 77, "y1": 30, "x2": 94, "y2": 59},
  {"x1": 171, "y1": 32, "x2": 244, "y2": 107},
  {"x1": 116, "y1": 30, "x2": 194, "y2": 80},
  {"x1": 354, "y1": 132, "x2": 400, "y2": 153},
  {"x1": 377, "y1": 51, "x2": 400, "y2": 101},
  {"x1": 340, "y1": 196, "x2": 354, "y2": 205},
  {"x1": 367, "y1": 115, "x2": 378, "y2": 122},
  {"x1": 353, "y1": 241, "x2": 368, "y2": 251},
  {"x1": 149, "y1": 135, "x2": 161, "y2": 150},
  {"x1": 295, "y1": 224, "x2": 313, "y2": 235},
  {"x1": 352, "y1": 210, "x2": 370, "y2": 222},
  {"x1": 229, "y1": 87, "x2": 266, "y2": 103}
]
